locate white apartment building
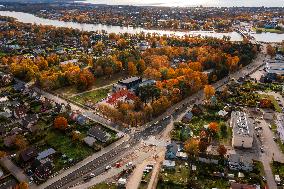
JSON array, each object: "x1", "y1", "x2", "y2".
[{"x1": 231, "y1": 111, "x2": 254, "y2": 148}]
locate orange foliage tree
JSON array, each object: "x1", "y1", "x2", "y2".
[
  {"x1": 204, "y1": 85, "x2": 215, "y2": 100},
  {"x1": 127, "y1": 62, "x2": 138, "y2": 75},
  {"x1": 17, "y1": 181, "x2": 29, "y2": 189},
  {"x1": 54, "y1": 116, "x2": 68, "y2": 130},
  {"x1": 77, "y1": 69, "x2": 95, "y2": 91},
  {"x1": 208, "y1": 122, "x2": 219, "y2": 133},
  {"x1": 217, "y1": 145, "x2": 227, "y2": 157},
  {"x1": 184, "y1": 138, "x2": 199, "y2": 157}
]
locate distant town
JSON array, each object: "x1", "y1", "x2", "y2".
[
  {"x1": 0, "y1": 1, "x2": 283, "y2": 189},
  {"x1": 1, "y1": 2, "x2": 284, "y2": 34}
]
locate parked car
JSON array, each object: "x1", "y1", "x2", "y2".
[
  {"x1": 105, "y1": 165, "x2": 111, "y2": 170},
  {"x1": 260, "y1": 147, "x2": 264, "y2": 153}
]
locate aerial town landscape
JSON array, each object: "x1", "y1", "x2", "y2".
[{"x1": 0, "y1": 0, "x2": 283, "y2": 189}]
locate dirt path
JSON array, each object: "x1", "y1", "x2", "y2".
[
  {"x1": 126, "y1": 160, "x2": 149, "y2": 189},
  {"x1": 147, "y1": 150, "x2": 165, "y2": 189}
]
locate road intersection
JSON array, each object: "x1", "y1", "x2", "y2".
[{"x1": 28, "y1": 53, "x2": 266, "y2": 189}]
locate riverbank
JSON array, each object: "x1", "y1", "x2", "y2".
[{"x1": 0, "y1": 11, "x2": 283, "y2": 42}]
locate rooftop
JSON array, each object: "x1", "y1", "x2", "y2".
[
  {"x1": 119, "y1": 77, "x2": 141, "y2": 85},
  {"x1": 231, "y1": 111, "x2": 253, "y2": 138}
]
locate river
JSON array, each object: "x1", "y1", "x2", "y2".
[{"x1": 0, "y1": 11, "x2": 283, "y2": 42}]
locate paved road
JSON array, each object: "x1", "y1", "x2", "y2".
[{"x1": 30, "y1": 52, "x2": 265, "y2": 189}]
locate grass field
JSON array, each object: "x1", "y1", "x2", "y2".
[
  {"x1": 54, "y1": 72, "x2": 126, "y2": 97},
  {"x1": 90, "y1": 183, "x2": 117, "y2": 189},
  {"x1": 70, "y1": 87, "x2": 110, "y2": 105},
  {"x1": 253, "y1": 27, "x2": 284, "y2": 34},
  {"x1": 46, "y1": 130, "x2": 93, "y2": 160}
]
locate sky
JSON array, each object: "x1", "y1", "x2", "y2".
[{"x1": 81, "y1": 0, "x2": 284, "y2": 7}]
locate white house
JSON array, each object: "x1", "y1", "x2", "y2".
[{"x1": 231, "y1": 111, "x2": 254, "y2": 148}]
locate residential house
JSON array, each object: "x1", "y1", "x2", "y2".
[
  {"x1": 228, "y1": 154, "x2": 253, "y2": 172},
  {"x1": 4, "y1": 135, "x2": 16, "y2": 148},
  {"x1": 0, "y1": 96, "x2": 9, "y2": 105},
  {"x1": 37, "y1": 148, "x2": 56, "y2": 160},
  {"x1": 165, "y1": 141, "x2": 186, "y2": 160},
  {"x1": 76, "y1": 114, "x2": 88, "y2": 126},
  {"x1": 33, "y1": 159, "x2": 53, "y2": 181},
  {"x1": 70, "y1": 111, "x2": 88, "y2": 125},
  {"x1": 13, "y1": 83, "x2": 25, "y2": 92},
  {"x1": 218, "y1": 110, "x2": 229, "y2": 118},
  {"x1": 162, "y1": 160, "x2": 175, "y2": 169},
  {"x1": 20, "y1": 147, "x2": 37, "y2": 163},
  {"x1": 13, "y1": 105, "x2": 28, "y2": 119},
  {"x1": 87, "y1": 126, "x2": 111, "y2": 143},
  {"x1": 83, "y1": 136, "x2": 97, "y2": 147},
  {"x1": 182, "y1": 111, "x2": 193, "y2": 123},
  {"x1": 113, "y1": 77, "x2": 142, "y2": 92},
  {"x1": 21, "y1": 114, "x2": 39, "y2": 132},
  {"x1": 230, "y1": 183, "x2": 258, "y2": 189},
  {"x1": 0, "y1": 72, "x2": 13, "y2": 86},
  {"x1": 165, "y1": 141, "x2": 179, "y2": 160},
  {"x1": 0, "y1": 107, "x2": 12, "y2": 118}
]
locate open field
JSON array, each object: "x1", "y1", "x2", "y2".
[{"x1": 70, "y1": 87, "x2": 111, "y2": 105}]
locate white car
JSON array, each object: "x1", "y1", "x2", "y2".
[
  {"x1": 126, "y1": 162, "x2": 133, "y2": 167},
  {"x1": 105, "y1": 165, "x2": 111, "y2": 170}
]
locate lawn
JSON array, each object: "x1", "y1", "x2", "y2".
[
  {"x1": 90, "y1": 183, "x2": 117, "y2": 189},
  {"x1": 159, "y1": 161, "x2": 229, "y2": 188},
  {"x1": 54, "y1": 72, "x2": 126, "y2": 97},
  {"x1": 271, "y1": 161, "x2": 284, "y2": 180},
  {"x1": 45, "y1": 130, "x2": 93, "y2": 161},
  {"x1": 70, "y1": 87, "x2": 110, "y2": 105},
  {"x1": 253, "y1": 27, "x2": 284, "y2": 34},
  {"x1": 160, "y1": 161, "x2": 189, "y2": 186},
  {"x1": 189, "y1": 115, "x2": 225, "y2": 136}
]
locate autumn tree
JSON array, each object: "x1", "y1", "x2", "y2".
[
  {"x1": 266, "y1": 44, "x2": 276, "y2": 58},
  {"x1": 54, "y1": 116, "x2": 68, "y2": 130},
  {"x1": 198, "y1": 139, "x2": 209, "y2": 153},
  {"x1": 14, "y1": 135, "x2": 28, "y2": 150},
  {"x1": 259, "y1": 98, "x2": 273, "y2": 108},
  {"x1": 1, "y1": 57, "x2": 8, "y2": 65},
  {"x1": 93, "y1": 41, "x2": 105, "y2": 55},
  {"x1": 226, "y1": 55, "x2": 240, "y2": 72},
  {"x1": 143, "y1": 68, "x2": 162, "y2": 80},
  {"x1": 188, "y1": 62, "x2": 202, "y2": 71},
  {"x1": 128, "y1": 62, "x2": 138, "y2": 75},
  {"x1": 136, "y1": 59, "x2": 146, "y2": 74},
  {"x1": 204, "y1": 85, "x2": 215, "y2": 100},
  {"x1": 208, "y1": 122, "x2": 219, "y2": 134},
  {"x1": 117, "y1": 38, "x2": 128, "y2": 49},
  {"x1": 184, "y1": 138, "x2": 199, "y2": 158},
  {"x1": 77, "y1": 69, "x2": 95, "y2": 91},
  {"x1": 217, "y1": 145, "x2": 227, "y2": 157},
  {"x1": 152, "y1": 96, "x2": 170, "y2": 116},
  {"x1": 0, "y1": 151, "x2": 6, "y2": 158},
  {"x1": 35, "y1": 56, "x2": 48, "y2": 71},
  {"x1": 72, "y1": 131, "x2": 81, "y2": 141},
  {"x1": 18, "y1": 181, "x2": 29, "y2": 189}
]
